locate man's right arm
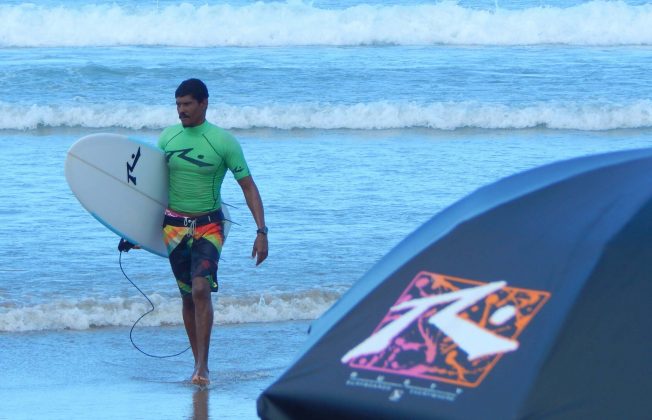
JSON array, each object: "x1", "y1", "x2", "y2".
[{"x1": 237, "y1": 175, "x2": 268, "y2": 266}]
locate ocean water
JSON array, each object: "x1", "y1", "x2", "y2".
[{"x1": 1, "y1": 1, "x2": 652, "y2": 419}]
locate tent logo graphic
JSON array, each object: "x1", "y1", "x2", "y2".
[{"x1": 342, "y1": 271, "x2": 550, "y2": 388}]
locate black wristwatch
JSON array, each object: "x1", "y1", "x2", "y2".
[{"x1": 256, "y1": 226, "x2": 268, "y2": 235}]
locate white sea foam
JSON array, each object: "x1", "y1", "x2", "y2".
[
  {"x1": 0, "y1": 1, "x2": 651, "y2": 47},
  {"x1": 2, "y1": 100, "x2": 652, "y2": 131},
  {"x1": 0, "y1": 289, "x2": 339, "y2": 332}
]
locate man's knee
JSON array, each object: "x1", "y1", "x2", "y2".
[{"x1": 191, "y1": 276, "x2": 211, "y2": 300}]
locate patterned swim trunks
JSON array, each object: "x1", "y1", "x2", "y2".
[{"x1": 162, "y1": 208, "x2": 225, "y2": 296}]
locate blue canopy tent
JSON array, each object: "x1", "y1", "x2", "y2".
[{"x1": 258, "y1": 147, "x2": 652, "y2": 419}]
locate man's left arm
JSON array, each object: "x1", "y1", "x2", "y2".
[{"x1": 237, "y1": 175, "x2": 268, "y2": 266}]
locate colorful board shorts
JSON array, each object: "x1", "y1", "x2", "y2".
[{"x1": 162, "y1": 208, "x2": 225, "y2": 296}]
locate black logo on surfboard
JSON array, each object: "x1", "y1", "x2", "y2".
[{"x1": 127, "y1": 147, "x2": 141, "y2": 185}]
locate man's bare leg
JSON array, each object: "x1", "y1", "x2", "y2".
[
  {"x1": 190, "y1": 276, "x2": 213, "y2": 385},
  {"x1": 182, "y1": 295, "x2": 199, "y2": 367}
]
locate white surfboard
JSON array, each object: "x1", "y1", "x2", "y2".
[{"x1": 65, "y1": 133, "x2": 231, "y2": 257}]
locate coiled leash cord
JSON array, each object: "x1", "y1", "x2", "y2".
[{"x1": 118, "y1": 239, "x2": 190, "y2": 358}]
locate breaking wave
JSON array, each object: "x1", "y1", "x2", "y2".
[
  {"x1": 0, "y1": 289, "x2": 339, "y2": 332},
  {"x1": 2, "y1": 100, "x2": 652, "y2": 131},
  {"x1": 1, "y1": 1, "x2": 652, "y2": 47}
]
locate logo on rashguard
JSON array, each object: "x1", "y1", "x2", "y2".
[
  {"x1": 165, "y1": 148, "x2": 213, "y2": 168},
  {"x1": 342, "y1": 271, "x2": 550, "y2": 388},
  {"x1": 126, "y1": 146, "x2": 141, "y2": 185}
]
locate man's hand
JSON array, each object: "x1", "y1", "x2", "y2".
[{"x1": 252, "y1": 234, "x2": 268, "y2": 266}]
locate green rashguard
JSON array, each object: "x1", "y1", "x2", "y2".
[{"x1": 158, "y1": 121, "x2": 251, "y2": 214}]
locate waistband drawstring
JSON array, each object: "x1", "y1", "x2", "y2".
[{"x1": 183, "y1": 217, "x2": 197, "y2": 237}]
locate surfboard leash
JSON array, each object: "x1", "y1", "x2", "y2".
[{"x1": 118, "y1": 250, "x2": 191, "y2": 358}]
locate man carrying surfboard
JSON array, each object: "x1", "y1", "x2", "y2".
[{"x1": 157, "y1": 78, "x2": 268, "y2": 385}]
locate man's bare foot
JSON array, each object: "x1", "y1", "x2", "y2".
[
  {"x1": 191, "y1": 367, "x2": 210, "y2": 386},
  {"x1": 191, "y1": 374, "x2": 210, "y2": 385}
]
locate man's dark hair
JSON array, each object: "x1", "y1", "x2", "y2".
[{"x1": 175, "y1": 78, "x2": 209, "y2": 102}]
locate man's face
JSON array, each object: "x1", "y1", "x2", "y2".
[{"x1": 176, "y1": 94, "x2": 207, "y2": 127}]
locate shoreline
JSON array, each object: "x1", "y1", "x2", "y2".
[{"x1": 0, "y1": 321, "x2": 311, "y2": 420}]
